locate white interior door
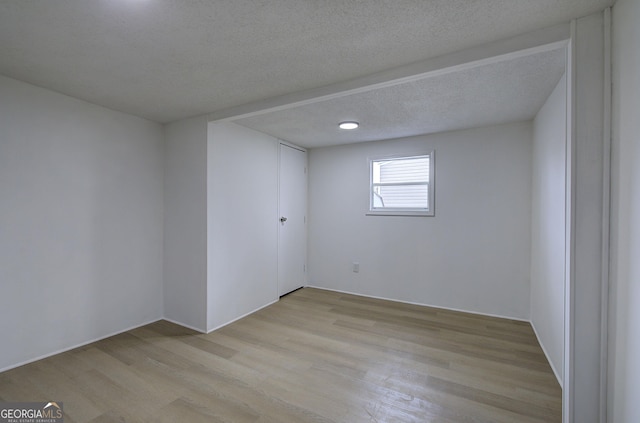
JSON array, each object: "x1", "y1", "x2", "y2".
[{"x1": 278, "y1": 143, "x2": 307, "y2": 296}]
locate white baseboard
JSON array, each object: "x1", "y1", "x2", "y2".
[
  {"x1": 206, "y1": 299, "x2": 279, "y2": 333},
  {"x1": 530, "y1": 321, "x2": 563, "y2": 388},
  {"x1": 307, "y1": 285, "x2": 562, "y2": 386},
  {"x1": 0, "y1": 317, "x2": 162, "y2": 373},
  {"x1": 304, "y1": 285, "x2": 529, "y2": 322},
  {"x1": 161, "y1": 317, "x2": 207, "y2": 333}
]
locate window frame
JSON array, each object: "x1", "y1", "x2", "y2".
[{"x1": 366, "y1": 151, "x2": 435, "y2": 217}]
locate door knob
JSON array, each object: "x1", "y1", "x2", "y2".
[{"x1": 280, "y1": 217, "x2": 288, "y2": 223}]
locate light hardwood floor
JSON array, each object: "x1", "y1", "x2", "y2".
[{"x1": 0, "y1": 288, "x2": 561, "y2": 422}]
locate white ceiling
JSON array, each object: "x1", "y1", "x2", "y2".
[
  {"x1": 0, "y1": 0, "x2": 611, "y2": 146},
  {"x1": 235, "y1": 47, "x2": 567, "y2": 148}
]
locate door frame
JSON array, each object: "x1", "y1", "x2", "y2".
[{"x1": 563, "y1": 10, "x2": 611, "y2": 423}]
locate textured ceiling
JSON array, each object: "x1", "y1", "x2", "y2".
[
  {"x1": 0, "y1": 0, "x2": 611, "y2": 124},
  {"x1": 235, "y1": 48, "x2": 567, "y2": 148}
]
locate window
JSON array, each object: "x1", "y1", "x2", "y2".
[{"x1": 368, "y1": 152, "x2": 434, "y2": 216}]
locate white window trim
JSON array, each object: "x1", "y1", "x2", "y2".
[{"x1": 366, "y1": 151, "x2": 435, "y2": 217}]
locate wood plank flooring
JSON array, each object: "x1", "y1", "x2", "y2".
[{"x1": 0, "y1": 288, "x2": 561, "y2": 422}]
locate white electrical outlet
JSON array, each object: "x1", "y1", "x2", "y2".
[{"x1": 352, "y1": 262, "x2": 359, "y2": 273}]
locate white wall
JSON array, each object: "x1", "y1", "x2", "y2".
[
  {"x1": 207, "y1": 122, "x2": 279, "y2": 331},
  {"x1": 610, "y1": 0, "x2": 640, "y2": 421},
  {"x1": 308, "y1": 122, "x2": 532, "y2": 319},
  {"x1": 530, "y1": 73, "x2": 566, "y2": 385},
  {"x1": 163, "y1": 116, "x2": 208, "y2": 331},
  {"x1": 0, "y1": 75, "x2": 164, "y2": 371}
]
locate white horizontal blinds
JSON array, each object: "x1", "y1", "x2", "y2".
[{"x1": 372, "y1": 155, "x2": 430, "y2": 209}]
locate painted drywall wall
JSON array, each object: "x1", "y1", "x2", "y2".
[
  {"x1": 207, "y1": 122, "x2": 279, "y2": 331},
  {"x1": 163, "y1": 116, "x2": 208, "y2": 331},
  {"x1": 530, "y1": 72, "x2": 566, "y2": 386},
  {"x1": 0, "y1": 75, "x2": 164, "y2": 371},
  {"x1": 308, "y1": 122, "x2": 532, "y2": 319},
  {"x1": 610, "y1": 0, "x2": 640, "y2": 421}
]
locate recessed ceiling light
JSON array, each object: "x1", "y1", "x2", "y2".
[{"x1": 339, "y1": 121, "x2": 359, "y2": 130}]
